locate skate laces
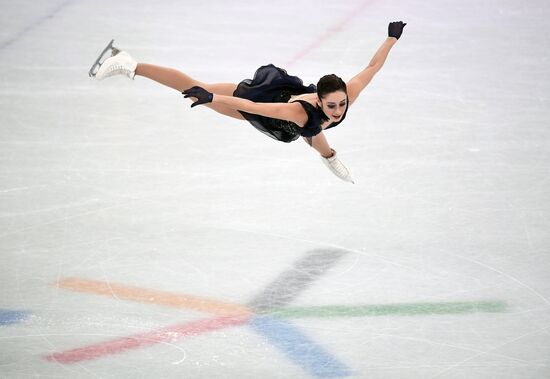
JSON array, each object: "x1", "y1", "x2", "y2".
[
  {"x1": 328, "y1": 156, "x2": 349, "y2": 176},
  {"x1": 106, "y1": 64, "x2": 131, "y2": 76},
  {"x1": 105, "y1": 62, "x2": 133, "y2": 77},
  {"x1": 101, "y1": 53, "x2": 135, "y2": 79},
  {"x1": 321, "y1": 150, "x2": 354, "y2": 183}
]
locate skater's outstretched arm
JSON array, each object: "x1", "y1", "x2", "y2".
[
  {"x1": 347, "y1": 21, "x2": 406, "y2": 105},
  {"x1": 183, "y1": 87, "x2": 308, "y2": 126}
]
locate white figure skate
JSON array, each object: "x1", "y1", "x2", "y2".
[
  {"x1": 321, "y1": 150, "x2": 355, "y2": 183},
  {"x1": 89, "y1": 39, "x2": 137, "y2": 80}
]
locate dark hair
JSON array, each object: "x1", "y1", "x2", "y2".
[{"x1": 317, "y1": 74, "x2": 347, "y2": 99}]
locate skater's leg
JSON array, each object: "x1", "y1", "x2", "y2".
[
  {"x1": 135, "y1": 63, "x2": 244, "y2": 119},
  {"x1": 304, "y1": 133, "x2": 333, "y2": 158}
]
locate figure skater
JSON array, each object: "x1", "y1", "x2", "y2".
[{"x1": 90, "y1": 21, "x2": 406, "y2": 183}]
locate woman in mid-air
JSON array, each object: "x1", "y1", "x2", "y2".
[{"x1": 90, "y1": 21, "x2": 407, "y2": 183}]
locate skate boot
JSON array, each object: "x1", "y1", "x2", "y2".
[
  {"x1": 321, "y1": 149, "x2": 355, "y2": 183},
  {"x1": 89, "y1": 39, "x2": 137, "y2": 80}
]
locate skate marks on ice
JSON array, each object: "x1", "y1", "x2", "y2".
[{"x1": 45, "y1": 248, "x2": 507, "y2": 378}]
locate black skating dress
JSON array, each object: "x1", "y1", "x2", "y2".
[{"x1": 233, "y1": 64, "x2": 348, "y2": 143}]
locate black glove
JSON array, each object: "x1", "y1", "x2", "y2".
[
  {"x1": 388, "y1": 21, "x2": 407, "y2": 40},
  {"x1": 182, "y1": 86, "x2": 213, "y2": 108}
]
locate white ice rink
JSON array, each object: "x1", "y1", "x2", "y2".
[{"x1": 1, "y1": 0, "x2": 550, "y2": 378}]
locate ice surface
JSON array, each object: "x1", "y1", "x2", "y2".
[{"x1": 1, "y1": 0, "x2": 549, "y2": 378}]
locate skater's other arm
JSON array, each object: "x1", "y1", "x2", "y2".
[
  {"x1": 303, "y1": 132, "x2": 333, "y2": 158},
  {"x1": 182, "y1": 86, "x2": 308, "y2": 126},
  {"x1": 213, "y1": 94, "x2": 309, "y2": 126},
  {"x1": 346, "y1": 21, "x2": 406, "y2": 105}
]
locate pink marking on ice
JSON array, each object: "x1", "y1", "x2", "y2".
[
  {"x1": 285, "y1": 1, "x2": 372, "y2": 66},
  {"x1": 45, "y1": 315, "x2": 251, "y2": 364}
]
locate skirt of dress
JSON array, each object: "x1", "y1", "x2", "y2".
[{"x1": 233, "y1": 64, "x2": 317, "y2": 143}]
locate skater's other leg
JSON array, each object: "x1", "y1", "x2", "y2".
[
  {"x1": 305, "y1": 133, "x2": 333, "y2": 157},
  {"x1": 135, "y1": 63, "x2": 244, "y2": 119}
]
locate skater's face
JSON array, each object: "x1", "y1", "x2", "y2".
[{"x1": 320, "y1": 90, "x2": 347, "y2": 122}]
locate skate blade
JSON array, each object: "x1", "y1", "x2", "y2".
[{"x1": 88, "y1": 39, "x2": 115, "y2": 77}]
